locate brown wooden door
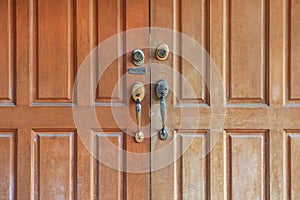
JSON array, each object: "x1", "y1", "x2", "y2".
[
  {"x1": 150, "y1": 0, "x2": 300, "y2": 199},
  {"x1": 1, "y1": 0, "x2": 300, "y2": 199},
  {"x1": 0, "y1": 0, "x2": 150, "y2": 199}
]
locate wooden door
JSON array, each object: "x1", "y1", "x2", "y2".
[
  {"x1": 151, "y1": 0, "x2": 300, "y2": 199},
  {"x1": 0, "y1": 0, "x2": 150, "y2": 199}
]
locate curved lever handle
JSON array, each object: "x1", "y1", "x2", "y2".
[
  {"x1": 131, "y1": 82, "x2": 145, "y2": 143},
  {"x1": 155, "y1": 80, "x2": 169, "y2": 140},
  {"x1": 136, "y1": 98, "x2": 141, "y2": 131}
]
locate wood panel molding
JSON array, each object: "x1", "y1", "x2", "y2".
[
  {"x1": 0, "y1": 0, "x2": 16, "y2": 105},
  {"x1": 177, "y1": 130, "x2": 209, "y2": 199},
  {"x1": 285, "y1": 0, "x2": 300, "y2": 104},
  {"x1": 95, "y1": 0, "x2": 125, "y2": 104},
  {"x1": 284, "y1": 130, "x2": 300, "y2": 199},
  {"x1": 31, "y1": 129, "x2": 76, "y2": 199},
  {"x1": 0, "y1": 130, "x2": 17, "y2": 200},
  {"x1": 178, "y1": 0, "x2": 210, "y2": 105},
  {"x1": 92, "y1": 130, "x2": 124, "y2": 199},
  {"x1": 225, "y1": 0, "x2": 269, "y2": 105},
  {"x1": 30, "y1": 0, "x2": 76, "y2": 104},
  {"x1": 225, "y1": 129, "x2": 269, "y2": 199}
]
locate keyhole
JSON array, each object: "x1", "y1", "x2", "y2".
[{"x1": 157, "y1": 49, "x2": 166, "y2": 58}]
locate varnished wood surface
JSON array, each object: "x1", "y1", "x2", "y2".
[
  {"x1": 0, "y1": 0, "x2": 300, "y2": 199},
  {"x1": 150, "y1": 0, "x2": 300, "y2": 199},
  {"x1": 0, "y1": 0, "x2": 150, "y2": 199}
]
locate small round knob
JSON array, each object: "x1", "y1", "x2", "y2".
[
  {"x1": 132, "y1": 49, "x2": 145, "y2": 66},
  {"x1": 156, "y1": 43, "x2": 169, "y2": 61}
]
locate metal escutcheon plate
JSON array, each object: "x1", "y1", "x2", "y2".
[
  {"x1": 155, "y1": 79, "x2": 169, "y2": 99},
  {"x1": 132, "y1": 49, "x2": 145, "y2": 66},
  {"x1": 131, "y1": 82, "x2": 145, "y2": 102},
  {"x1": 155, "y1": 43, "x2": 169, "y2": 61},
  {"x1": 135, "y1": 131, "x2": 144, "y2": 143}
]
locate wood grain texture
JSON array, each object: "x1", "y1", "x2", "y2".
[
  {"x1": 31, "y1": 130, "x2": 76, "y2": 200},
  {"x1": 0, "y1": 130, "x2": 17, "y2": 200},
  {"x1": 284, "y1": 130, "x2": 300, "y2": 199},
  {"x1": 180, "y1": 0, "x2": 209, "y2": 104},
  {"x1": 226, "y1": 130, "x2": 269, "y2": 200},
  {"x1": 30, "y1": 0, "x2": 76, "y2": 103},
  {"x1": 0, "y1": 0, "x2": 15, "y2": 104},
  {"x1": 93, "y1": 131, "x2": 124, "y2": 199},
  {"x1": 95, "y1": 0, "x2": 125, "y2": 103},
  {"x1": 0, "y1": 0, "x2": 151, "y2": 199},
  {"x1": 151, "y1": 130, "x2": 209, "y2": 200},
  {"x1": 225, "y1": 0, "x2": 269, "y2": 104},
  {"x1": 286, "y1": 0, "x2": 300, "y2": 103},
  {"x1": 1, "y1": 0, "x2": 299, "y2": 199},
  {"x1": 180, "y1": 131, "x2": 209, "y2": 200}
]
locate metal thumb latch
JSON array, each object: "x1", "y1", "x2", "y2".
[
  {"x1": 131, "y1": 82, "x2": 145, "y2": 142},
  {"x1": 155, "y1": 79, "x2": 170, "y2": 140}
]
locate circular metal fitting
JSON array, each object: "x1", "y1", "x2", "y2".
[
  {"x1": 135, "y1": 131, "x2": 144, "y2": 143},
  {"x1": 132, "y1": 49, "x2": 145, "y2": 66},
  {"x1": 155, "y1": 79, "x2": 169, "y2": 98},
  {"x1": 155, "y1": 43, "x2": 169, "y2": 61}
]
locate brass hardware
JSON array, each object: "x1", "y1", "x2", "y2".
[
  {"x1": 132, "y1": 82, "x2": 145, "y2": 102},
  {"x1": 155, "y1": 43, "x2": 169, "y2": 61},
  {"x1": 131, "y1": 82, "x2": 145, "y2": 142},
  {"x1": 155, "y1": 79, "x2": 170, "y2": 140},
  {"x1": 132, "y1": 49, "x2": 145, "y2": 66},
  {"x1": 135, "y1": 131, "x2": 144, "y2": 143}
]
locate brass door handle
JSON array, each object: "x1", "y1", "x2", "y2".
[
  {"x1": 131, "y1": 82, "x2": 145, "y2": 142},
  {"x1": 155, "y1": 79, "x2": 169, "y2": 140}
]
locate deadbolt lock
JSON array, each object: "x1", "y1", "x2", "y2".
[
  {"x1": 155, "y1": 43, "x2": 169, "y2": 61},
  {"x1": 132, "y1": 49, "x2": 145, "y2": 66}
]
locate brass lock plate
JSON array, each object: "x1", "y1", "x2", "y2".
[
  {"x1": 155, "y1": 43, "x2": 169, "y2": 61},
  {"x1": 135, "y1": 131, "x2": 144, "y2": 143},
  {"x1": 131, "y1": 82, "x2": 145, "y2": 102},
  {"x1": 132, "y1": 49, "x2": 145, "y2": 66}
]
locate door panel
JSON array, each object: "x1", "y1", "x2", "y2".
[
  {"x1": 288, "y1": 0, "x2": 300, "y2": 102},
  {"x1": 31, "y1": 130, "x2": 76, "y2": 199},
  {"x1": 0, "y1": 0, "x2": 15, "y2": 104},
  {"x1": 96, "y1": 0, "x2": 125, "y2": 103},
  {"x1": 285, "y1": 130, "x2": 300, "y2": 199},
  {"x1": 1, "y1": 0, "x2": 300, "y2": 199},
  {"x1": 226, "y1": 130, "x2": 269, "y2": 200},
  {"x1": 31, "y1": 0, "x2": 76, "y2": 103},
  {"x1": 0, "y1": 130, "x2": 17, "y2": 200},
  {"x1": 150, "y1": 0, "x2": 300, "y2": 200},
  {"x1": 226, "y1": 0, "x2": 269, "y2": 104},
  {"x1": 93, "y1": 130, "x2": 124, "y2": 199},
  {"x1": 0, "y1": 0, "x2": 150, "y2": 199}
]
